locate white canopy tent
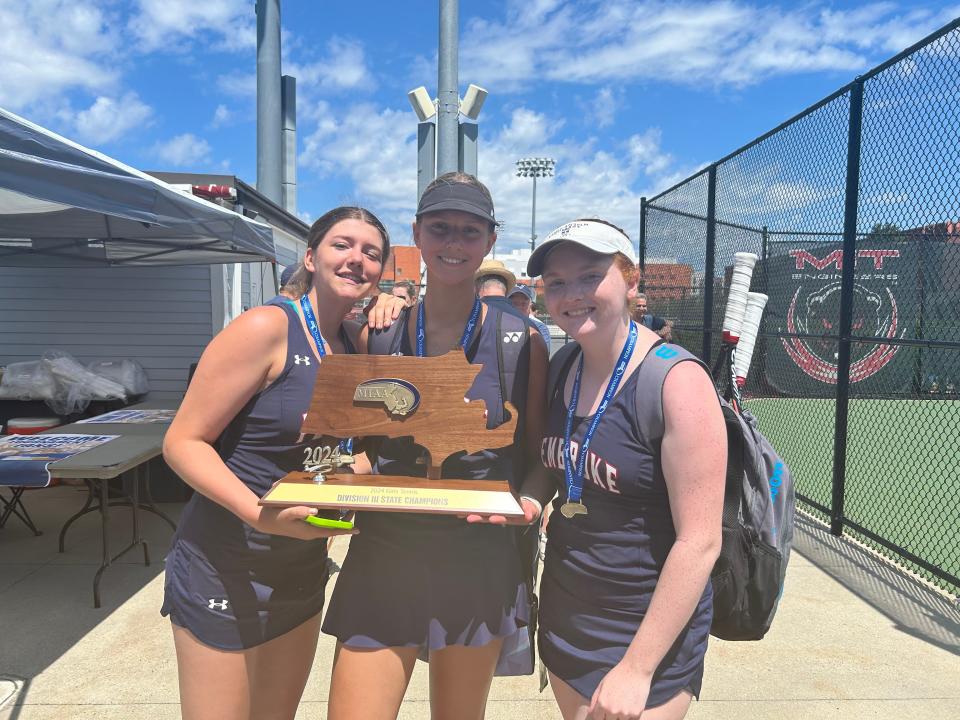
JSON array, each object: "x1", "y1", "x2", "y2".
[{"x1": 0, "y1": 107, "x2": 278, "y2": 267}]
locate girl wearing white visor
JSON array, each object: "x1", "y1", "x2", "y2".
[{"x1": 524, "y1": 218, "x2": 726, "y2": 720}]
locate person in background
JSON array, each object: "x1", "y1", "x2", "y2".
[
  {"x1": 474, "y1": 258, "x2": 516, "y2": 298},
  {"x1": 633, "y1": 292, "x2": 671, "y2": 340},
  {"x1": 509, "y1": 284, "x2": 552, "y2": 353},
  {"x1": 390, "y1": 280, "x2": 418, "y2": 307}
]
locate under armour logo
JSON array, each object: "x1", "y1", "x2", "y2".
[
  {"x1": 208, "y1": 598, "x2": 229, "y2": 611},
  {"x1": 503, "y1": 332, "x2": 523, "y2": 343},
  {"x1": 294, "y1": 355, "x2": 311, "y2": 365},
  {"x1": 654, "y1": 345, "x2": 679, "y2": 360}
]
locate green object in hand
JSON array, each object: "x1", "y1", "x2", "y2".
[{"x1": 303, "y1": 515, "x2": 354, "y2": 530}]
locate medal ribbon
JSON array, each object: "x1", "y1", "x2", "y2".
[
  {"x1": 299, "y1": 294, "x2": 327, "y2": 358},
  {"x1": 300, "y1": 294, "x2": 352, "y2": 455},
  {"x1": 416, "y1": 296, "x2": 482, "y2": 357},
  {"x1": 563, "y1": 322, "x2": 638, "y2": 505}
]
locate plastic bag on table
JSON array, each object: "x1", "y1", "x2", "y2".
[
  {"x1": 0, "y1": 360, "x2": 57, "y2": 400},
  {"x1": 41, "y1": 350, "x2": 127, "y2": 415},
  {"x1": 87, "y1": 359, "x2": 150, "y2": 397}
]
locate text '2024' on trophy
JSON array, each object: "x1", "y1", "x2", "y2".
[{"x1": 259, "y1": 351, "x2": 524, "y2": 518}]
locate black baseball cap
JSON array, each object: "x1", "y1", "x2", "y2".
[{"x1": 416, "y1": 182, "x2": 496, "y2": 224}]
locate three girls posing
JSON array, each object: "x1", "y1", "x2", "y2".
[{"x1": 162, "y1": 178, "x2": 724, "y2": 720}]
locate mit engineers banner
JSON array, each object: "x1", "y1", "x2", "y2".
[{"x1": 763, "y1": 242, "x2": 919, "y2": 396}]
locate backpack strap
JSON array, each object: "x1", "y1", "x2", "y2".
[
  {"x1": 633, "y1": 343, "x2": 742, "y2": 524},
  {"x1": 546, "y1": 340, "x2": 580, "y2": 406}
]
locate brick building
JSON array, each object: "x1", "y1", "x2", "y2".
[
  {"x1": 641, "y1": 262, "x2": 693, "y2": 300},
  {"x1": 381, "y1": 245, "x2": 422, "y2": 288}
]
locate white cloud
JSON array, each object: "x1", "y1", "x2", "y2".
[
  {"x1": 153, "y1": 133, "x2": 213, "y2": 168},
  {"x1": 211, "y1": 104, "x2": 232, "y2": 127},
  {"x1": 288, "y1": 37, "x2": 376, "y2": 93},
  {"x1": 0, "y1": 0, "x2": 119, "y2": 110},
  {"x1": 66, "y1": 93, "x2": 153, "y2": 145},
  {"x1": 129, "y1": 0, "x2": 255, "y2": 53},
  {"x1": 217, "y1": 72, "x2": 256, "y2": 98},
  {"x1": 457, "y1": 1, "x2": 958, "y2": 90},
  {"x1": 592, "y1": 87, "x2": 622, "y2": 129},
  {"x1": 301, "y1": 102, "x2": 696, "y2": 252}
]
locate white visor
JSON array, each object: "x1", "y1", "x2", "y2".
[{"x1": 527, "y1": 220, "x2": 637, "y2": 277}]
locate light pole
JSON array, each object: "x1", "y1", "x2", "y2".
[{"x1": 516, "y1": 157, "x2": 555, "y2": 251}]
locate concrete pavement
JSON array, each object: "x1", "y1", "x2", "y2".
[{"x1": 1, "y1": 486, "x2": 957, "y2": 719}]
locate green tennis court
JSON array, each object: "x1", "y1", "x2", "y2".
[{"x1": 744, "y1": 397, "x2": 960, "y2": 589}]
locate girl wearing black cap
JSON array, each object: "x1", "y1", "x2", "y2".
[
  {"x1": 523, "y1": 219, "x2": 726, "y2": 719},
  {"x1": 322, "y1": 173, "x2": 549, "y2": 720}
]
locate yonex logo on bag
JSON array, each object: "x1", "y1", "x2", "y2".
[
  {"x1": 654, "y1": 345, "x2": 679, "y2": 359},
  {"x1": 294, "y1": 355, "x2": 311, "y2": 365},
  {"x1": 208, "y1": 598, "x2": 229, "y2": 611},
  {"x1": 503, "y1": 331, "x2": 523, "y2": 343}
]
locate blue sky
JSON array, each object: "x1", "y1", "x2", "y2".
[{"x1": 1, "y1": 0, "x2": 958, "y2": 252}]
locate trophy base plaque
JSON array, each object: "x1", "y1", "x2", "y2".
[{"x1": 261, "y1": 472, "x2": 525, "y2": 518}]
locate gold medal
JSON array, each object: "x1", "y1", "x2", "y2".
[{"x1": 560, "y1": 501, "x2": 588, "y2": 519}]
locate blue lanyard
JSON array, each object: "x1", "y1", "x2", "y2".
[
  {"x1": 563, "y1": 322, "x2": 638, "y2": 504},
  {"x1": 299, "y1": 294, "x2": 326, "y2": 358},
  {"x1": 300, "y1": 294, "x2": 353, "y2": 455},
  {"x1": 416, "y1": 296, "x2": 482, "y2": 357}
]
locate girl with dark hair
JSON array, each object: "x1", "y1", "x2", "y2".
[
  {"x1": 323, "y1": 173, "x2": 549, "y2": 720},
  {"x1": 522, "y1": 219, "x2": 726, "y2": 720},
  {"x1": 160, "y1": 206, "x2": 404, "y2": 720}
]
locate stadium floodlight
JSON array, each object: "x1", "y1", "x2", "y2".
[
  {"x1": 515, "y1": 157, "x2": 556, "y2": 250},
  {"x1": 460, "y1": 84, "x2": 488, "y2": 120},
  {"x1": 407, "y1": 86, "x2": 436, "y2": 122}
]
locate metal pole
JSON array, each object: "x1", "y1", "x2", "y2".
[
  {"x1": 761, "y1": 225, "x2": 769, "y2": 290},
  {"x1": 830, "y1": 78, "x2": 865, "y2": 537},
  {"x1": 530, "y1": 175, "x2": 537, "y2": 251},
  {"x1": 417, "y1": 122, "x2": 436, "y2": 202},
  {"x1": 255, "y1": 0, "x2": 282, "y2": 205},
  {"x1": 702, "y1": 165, "x2": 717, "y2": 364},
  {"x1": 280, "y1": 75, "x2": 297, "y2": 214},
  {"x1": 639, "y1": 196, "x2": 647, "y2": 292},
  {"x1": 436, "y1": 0, "x2": 459, "y2": 175}
]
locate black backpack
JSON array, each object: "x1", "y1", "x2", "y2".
[{"x1": 548, "y1": 340, "x2": 795, "y2": 641}]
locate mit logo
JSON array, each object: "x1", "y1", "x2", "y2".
[
  {"x1": 294, "y1": 355, "x2": 311, "y2": 365},
  {"x1": 789, "y1": 249, "x2": 900, "y2": 271}
]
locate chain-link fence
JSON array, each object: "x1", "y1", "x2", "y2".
[{"x1": 640, "y1": 18, "x2": 960, "y2": 595}]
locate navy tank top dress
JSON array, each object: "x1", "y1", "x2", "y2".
[
  {"x1": 537, "y1": 348, "x2": 713, "y2": 707},
  {"x1": 322, "y1": 307, "x2": 530, "y2": 658},
  {"x1": 161, "y1": 298, "x2": 354, "y2": 650}
]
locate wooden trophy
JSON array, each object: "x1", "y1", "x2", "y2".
[{"x1": 259, "y1": 351, "x2": 524, "y2": 518}]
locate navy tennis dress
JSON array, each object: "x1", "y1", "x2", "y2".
[
  {"x1": 538, "y1": 349, "x2": 713, "y2": 707},
  {"x1": 322, "y1": 307, "x2": 531, "y2": 660},
  {"x1": 161, "y1": 298, "x2": 353, "y2": 650}
]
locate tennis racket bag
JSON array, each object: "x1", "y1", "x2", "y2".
[{"x1": 549, "y1": 340, "x2": 795, "y2": 641}]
